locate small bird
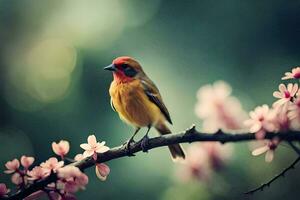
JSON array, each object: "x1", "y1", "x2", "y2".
[{"x1": 104, "y1": 56, "x2": 185, "y2": 161}]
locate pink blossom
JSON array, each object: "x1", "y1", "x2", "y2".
[
  {"x1": 95, "y1": 163, "x2": 110, "y2": 181},
  {"x1": 288, "y1": 96, "x2": 300, "y2": 129},
  {"x1": 244, "y1": 105, "x2": 276, "y2": 139},
  {"x1": 20, "y1": 156, "x2": 35, "y2": 169},
  {"x1": 272, "y1": 107, "x2": 290, "y2": 132},
  {"x1": 57, "y1": 166, "x2": 88, "y2": 193},
  {"x1": 52, "y1": 140, "x2": 70, "y2": 158},
  {"x1": 0, "y1": 183, "x2": 10, "y2": 196},
  {"x1": 27, "y1": 166, "x2": 48, "y2": 181},
  {"x1": 40, "y1": 157, "x2": 64, "y2": 174},
  {"x1": 176, "y1": 143, "x2": 211, "y2": 182},
  {"x1": 195, "y1": 81, "x2": 247, "y2": 133},
  {"x1": 11, "y1": 173, "x2": 23, "y2": 185},
  {"x1": 4, "y1": 159, "x2": 20, "y2": 174},
  {"x1": 80, "y1": 135, "x2": 110, "y2": 160},
  {"x1": 74, "y1": 154, "x2": 84, "y2": 161},
  {"x1": 57, "y1": 166, "x2": 82, "y2": 179},
  {"x1": 252, "y1": 138, "x2": 280, "y2": 162},
  {"x1": 282, "y1": 67, "x2": 300, "y2": 80},
  {"x1": 176, "y1": 142, "x2": 232, "y2": 182},
  {"x1": 202, "y1": 142, "x2": 232, "y2": 170},
  {"x1": 273, "y1": 83, "x2": 298, "y2": 108}
]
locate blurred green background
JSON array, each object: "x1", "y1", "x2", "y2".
[{"x1": 0, "y1": 0, "x2": 300, "y2": 199}]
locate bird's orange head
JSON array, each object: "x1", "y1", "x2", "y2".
[{"x1": 104, "y1": 56, "x2": 144, "y2": 83}]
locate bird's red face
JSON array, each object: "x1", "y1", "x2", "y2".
[{"x1": 104, "y1": 56, "x2": 140, "y2": 83}]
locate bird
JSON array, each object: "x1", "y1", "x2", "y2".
[{"x1": 104, "y1": 56, "x2": 185, "y2": 161}]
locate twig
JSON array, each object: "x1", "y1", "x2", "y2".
[
  {"x1": 3, "y1": 125, "x2": 300, "y2": 200},
  {"x1": 288, "y1": 141, "x2": 300, "y2": 156},
  {"x1": 245, "y1": 156, "x2": 300, "y2": 195}
]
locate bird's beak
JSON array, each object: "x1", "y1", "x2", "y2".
[{"x1": 103, "y1": 64, "x2": 117, "y2": 72}]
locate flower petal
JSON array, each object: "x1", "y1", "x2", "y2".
[
  {"x1": 95, "y1": 163, "x2": 110, "y2": 181},
  {"x1": 252, "y1": 146, "x2": 269, "y2": 156},
  {"x1": 80, "y1": 143, "x2": 91, "y2": 151},
  {"x1": 87, "y1": 135, "x2": 97, "y2": 146},
  {"x1": 265, "y1": 150, "x2": 274, "y2": 162},
  {"x1": 96, "y1": 146, "x2": 110, "y2": 153}
]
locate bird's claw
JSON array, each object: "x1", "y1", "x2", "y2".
[
  {"x1": 141, "y1": 134, "x2": 150, "y2": 152},
  {"x1": 123, "y1": 139, "x2": 135, "y2": 156}
]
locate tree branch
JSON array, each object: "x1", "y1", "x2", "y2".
[
  {"x1": 3, "y1": 125, "x2": 300, "y2": 200},
  {"x1": 244, "y1": 156, "x2": 300, "y2": 195}
]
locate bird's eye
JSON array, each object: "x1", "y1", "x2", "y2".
[{"x1": 121, "y1": 63, "x2": 129, "y2": 69}]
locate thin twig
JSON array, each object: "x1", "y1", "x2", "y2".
[
  {"x1": 3, "y1": 125, "x2": 300, "y2": 200},
  {"x1": 288, "y1": 141, "x2": 300, "y2": 156},
  {"x1": 245, "y1": 156, "x2": 300, "y2": 195}
]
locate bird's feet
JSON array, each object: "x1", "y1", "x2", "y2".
[
  {"x1": 141, "y1": 134, "x2": 150, "y2": 152},
  {"x1": 123, "y1": 138, "x2": 135, "y2": 156}
]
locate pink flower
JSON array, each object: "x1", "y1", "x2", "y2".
[
  {"x1": 95, "y1": 163, "x2": 110, "y2": 181},
  {"x1": 4, "y1": 159, "x2": 20, "y2": 174},
  {"x1": 272, "y1": 107, "x2": 290, "y2": 132},
  {"x1": 57, "y1": 166, "x2": 88, "y2": 193},
  {"x1": 52, "y1": 140, "x2": 70, "y2": 158},
  {"x1": 40, "y1": 157, "x2": 64, "y2": 174},
  {"x1": 244, "y1": 105, "x2": 276, "y2": 139},
  {"x1": 57, "y1": 166, "x2": 82, "y2": 179},
  {"x1": 74, "y1": 154, "x2": 84, "y2": 161},
  {"x1": 27, "y1": 166, "x2": 48, "y2": 181},
  {"x1": 0, "y1": 183, "x2": 10, "y2": 196},
  {"x1": 282, "y1": 67, "x2": 300, "y2": 80},
  {"x1": 273, "y1": 83, "x2": 298, "y2": 107},
  {"x1": 195, "y1": 81, "x2": 247, "y2": 133},
  {"x1": 252, "y1": 138, "x2": 280, "y2": 162},
  {"x1": 176, "y1": 143, "x2": 211, "y2": 182},
  {"x1": 80, "y1": 135, "x2": 110, "y2": 160},
  {"x1": 21, "y1": 156, "x2": 35, "y2": 169},
  {"x1": 288, "y1": 96, "x2": 300, "y2": 129},
  {"x1": 176, "y1": 142, "x2": 232, "y2": 183},
  {"x1": 11, "y1": 173, "x2": 23, "y2": 185},
  {"x1": 202, "y1": 142, "x2": 232, "y2": 170}
]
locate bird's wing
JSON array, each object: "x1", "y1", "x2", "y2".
[
  {"x1": 110, "y1": 98, "x2": 116, "y2": 112},
  {"x1": 141, "y1": 78, "x2": 173, "y2": 124}
]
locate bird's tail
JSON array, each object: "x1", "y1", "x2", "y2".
[{"x1": 155, "y1": 122, "x2": 185, "y2": 162}]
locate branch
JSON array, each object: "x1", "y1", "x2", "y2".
[
  {"x1": 245, "y1": 141, "x2": 300, "y2": 195},
  {"x1": 244, "y1": 157, "x2": 300, "y2": 195},
  {"x1": 3, "y1": 125, "x2": 300, "y2": 200}
]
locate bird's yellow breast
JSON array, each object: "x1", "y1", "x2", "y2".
[{"x1": 109, "y1": 79, "x2": 162, "y2": 127}]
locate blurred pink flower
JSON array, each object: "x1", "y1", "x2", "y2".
[
  {"x1": 244, "y1": 105, "x2": 276, "y2": 139},
  {"x1": 176, "y1": 142, "x2": 232, "y2": 182},
  {"x1": 74, "y1": 154, "x2": 84, "y2": 161},
  {"x1": 95, "y1": 163, "x2": 110, "y2": 181},
  {"x1": 80, "y1": 135, "x2": 110, "y2": 160},
  {"x1": 27, "y1": 166, "x2": 48, "y2": 181},
  {"x1": 52, "y1": 140, "x2": 70, "y2": 158},
  {"x1": 4, "y1": 159, "x2": 20, "y2": 174},
  {"x1": 202, "y1": 142, "x2": 232, "y2": 170},
  {"x1": 40, "y1": 157, "x2": 64, "y2": 174},
  {"x1": 252, "y1": 138, "x2": 280, "y2": 162},
  {"x1": 57, "y1": 166, "x2": 82, "y2": 180},
  {"x1": 0, "y1": 183, "x2": 10, "y2": 196},
  {"x1": 11, "y1": 173, "x2": 23, "y2": 185},
  {"x1": 195, "y1": 81, "x2": 247, "y2": 133},
  {"x1": 288, "y1": 96, "x2": 300, "y2": 129},
  {"x1": 57, "y1": 166, "x2": 88, "y2": 194},
  {"x1": 282, "y1": 67, "x2": 300, "y2": 80},
  {"x1": 272, "y1": 107, "x2": 290, "y2": 132},
  {"x1": 20, "y1": 156, "x2": 35, "y2": 169},
  {"x1": 177, "y1": 143, "x2": 211, "y2": 182},
  {"x1": 273, "y1": 83, "x2": 298, "y2": 108}
]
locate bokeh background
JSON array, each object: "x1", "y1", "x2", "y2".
[{"x1": 1, "y1": 0, "x2": 300, "y2": 199}]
